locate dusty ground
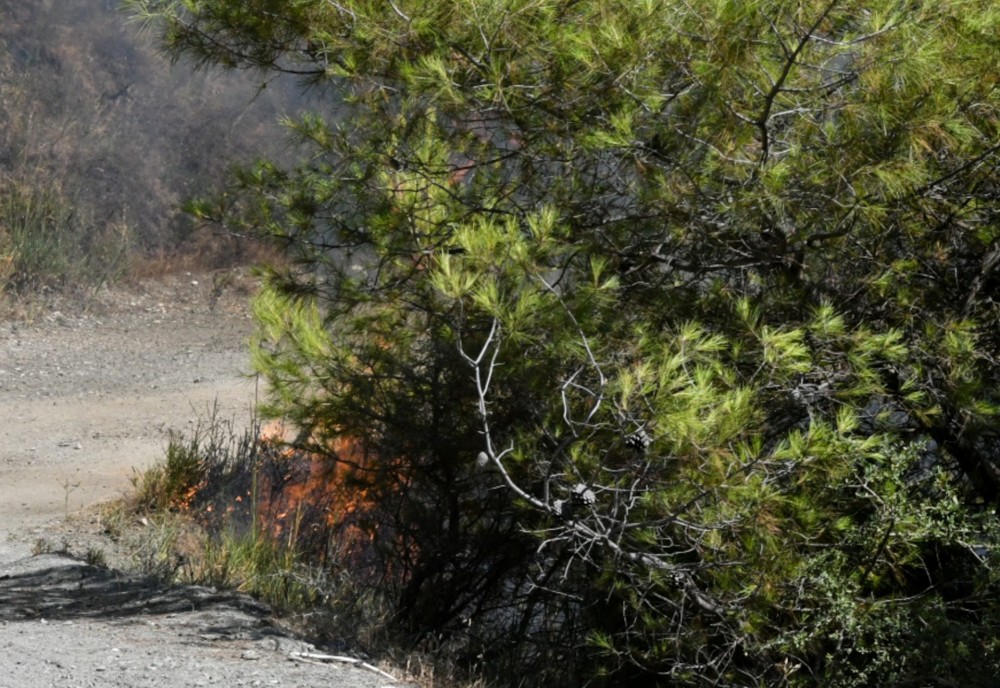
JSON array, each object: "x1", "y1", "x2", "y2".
[{"x1": 0, "y1": 275, "x2": 404, "y2": 687}]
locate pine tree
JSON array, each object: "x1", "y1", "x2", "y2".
[{"x1": 128, "y1": 1, "x2": 1000, "y2": 685}]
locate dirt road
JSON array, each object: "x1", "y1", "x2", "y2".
[
  {"x1": 0, "y1": 276, "x2": 400, "y2": 687},
  {"x1": 0, "y1": 276, "x2": 258, "y2": 561}
]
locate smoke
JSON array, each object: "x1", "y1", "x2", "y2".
[{"x1": 0, "y1": 0, "x2": 303, "y2": 251}]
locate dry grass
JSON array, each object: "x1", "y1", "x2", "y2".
[
  {"x1": 127, "y1": 228, "x2": 287, "y2": 280},
  {"x1": 0, "y1": 0, "x2": 298, "y2": 294},
  {"x1": 0, "y1": 180, "x2": 130, "y2": 296},
  {"x1": 115, "y1": 416, "x2": 490, "y2": 688}
]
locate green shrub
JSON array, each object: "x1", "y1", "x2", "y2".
[
  {"x1": 0, "y1": 185, "x2": 74, "y2": 291},
  {"x1": 131, "y1": 430, "x2": 208, "y2": 512},
  {"x1": 0, "y1": 183, "x2": 127, "y2": 293}
]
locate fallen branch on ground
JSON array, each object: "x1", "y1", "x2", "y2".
[{"x1": 288, "y1": 651, "x2": 398, "y2": 682}]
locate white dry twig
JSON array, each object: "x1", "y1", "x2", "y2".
[{"x1": 288, "y1": 652, "x2": 399, "y2": 682}]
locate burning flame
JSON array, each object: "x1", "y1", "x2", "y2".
[
  {"x1": 251, "y1": 420, "x2": 388, "y2": 563},
  {"x1": 173, "y1": 418, "x2": 409, "y2": 574}
]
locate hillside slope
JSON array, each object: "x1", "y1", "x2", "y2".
[{"x1": 0, "y1": 0, "x2": 297, "y2": 251}]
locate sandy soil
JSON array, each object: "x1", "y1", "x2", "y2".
[
  {"x1": 0, "y1": 275, "x2": 258, "y2": 561},
  {"x1": 0, "y1": 276, "x2": 404, "y2": 687}
]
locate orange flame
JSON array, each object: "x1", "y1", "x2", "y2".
[
  {"x1": 175, "y1": 419, "x2": 409, "y2": 575},
  {"x1": 252, "y1": 420, "x2": 389, "y2": 564}
]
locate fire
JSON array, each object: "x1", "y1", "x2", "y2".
[
  {"x1": 171, "y1": 418, "x2": 405, "y2": 572},
  {"x1": 251, "y1": 420, "x2": 387, "y2": 563}
]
